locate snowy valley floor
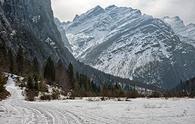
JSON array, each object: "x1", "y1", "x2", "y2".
[{"x1": 0, "y1": 77, "x2": 195, "y2": 124}]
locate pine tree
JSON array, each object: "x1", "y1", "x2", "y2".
[
  {"x1": 67, "y1": 63, "x2": 74, "y2": 83},
  {"x1": 16, "y1": 46, "x2": 24, "y2": 74},
  {"x1": 8, "y1": 49, "x2": 14, "y2": 73},
  {"x1": 67, "y1": 63, "x2": 74, "y2": 79},
  {"x1": 76, "y1": 72, "x2": 79, "y2": 80},
  {"x1": 33, "y1": 57, "x2": 39, "y2": 74},
  {"x1": 27, "y1": 76, "x2": 34, "y2": 89},
  {"x1": 44, "y1": 57, "x2": 55, "y2": 82},
  {"x1": 91, "y1": 81, "x2": 98, "y2": 93},
  {"x1": 33, "y1": 74, "x2": 39, "y2": 91},
  {"x1": 56, "y1": 60, "x2": 66, "y2": 81},
  {"x1": 0, "y1": 73, "x2": 5, "y2": 92}
]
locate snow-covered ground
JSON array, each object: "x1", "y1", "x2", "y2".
[{"x1": 0, "y1": 77, "x2": 195, "y2": 124}]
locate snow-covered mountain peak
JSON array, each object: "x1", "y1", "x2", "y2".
[
  {"x1": 57, "y1": 6, "x2": 195, "y2": 89},
  {"x1": 84, "y1": 5, "x2": 105, "y2": 18},
  {"x1": 64, "y1": 5, "x2": 147, "y2": 58},
  {"x1": 163, "y1": 16, "x2": 185, "y2": 26},
  {"x1": 163, "y1": 16, "x2": 195, "y2": 41},
  {"x1": 163, "y1": 16, "x2": 183, "y2": 22},
  {"x1": 186, "y1": 23, "x2": 195, "y2": 31},
  {"x1": 92, "y1": 5, "x2": 104, "y2": 12},
  {"x1": 187, "y1": 23, "x2": 195, "y2": 28},
  {"x1": 105, "y1": 5, "x2": 132, "y2": 12},
  {"x1": 72, "y1": 5, "x2": 105, "y2": 23},
  {"x1": 105, "y1": 5, "x2": 117, "y2": 10},
  {"x1": 163, "y1": 16, "x2": 185, "y2": 31},
  {"x1": 73, "y1": 14, "x2": 79, "y2": 21}
]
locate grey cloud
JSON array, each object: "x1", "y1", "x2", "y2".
[{"x1": 51, "y1": 0, "x2": 195, "y2": 24}]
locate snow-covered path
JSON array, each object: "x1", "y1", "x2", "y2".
[{"x1": 0, "y1": 77, "x2": 195, "y2": 124}]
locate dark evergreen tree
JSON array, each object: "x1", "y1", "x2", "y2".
[
  {"x1": 76, "y1": 72, "x2": 80, "y2": 81},
  {"x1": 0, "y1": 73, "x2": 5, "y2": 92},
  {"x1": 91, "y1": 81, "x2": 98, "y2": 93},
  {"x1": 67, "y1": 63, "x2": 74, "y2": 83},
  {"x1": 33, "y1": 74, "x2": 39, "y2": 90},
  {"x1": 133, "y1": 82, "x2": 136, "y2": 93},
  {"x1": 27, "y1": 76, "x2": 34, "y2": 89},
  {"x1": 67, "y1": 63, "x2": 74, "y2": 79},
  {"x1": 44, "y1": 57, "x2": 55, "y2": 82},
  {"x1": 33, "y1": 57, "x2": 39, "y2": 74},
  {"x1": 16, "y1": 46, "x2": 24, "y2": 74},
  {"x1": 8, "y1": 49, "x2": 14, "y2": 73}
]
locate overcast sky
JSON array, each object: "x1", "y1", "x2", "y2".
[{"x1": 51, "y1": 0, "x2": 195, "y2": 25}]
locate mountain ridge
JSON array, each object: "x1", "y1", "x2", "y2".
[{"x1": 59, "y1": 5, "x2": 195, "y2": 89}]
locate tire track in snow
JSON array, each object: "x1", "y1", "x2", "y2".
[
  {"x1": 0, "y1": 77, "x2": 50, "y2": 124},
  {"x1": 19, "y1": 104, "x2": 49, "y2": 124},
  {"x1": 57, "y1": 109, "x2": 84, "y2": 124},
  {"x1": 1, "y1": 76, "x2": 82, "y2": 124},
  {"x1": 64, "y1": 108, "x2": 118, "y2": 124}
]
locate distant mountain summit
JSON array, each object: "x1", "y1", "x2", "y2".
[
  {"x1": 163, "y1": 16, "x2": 195, "y2": 40},
  {"x1": 56, "y1": 5, "x2": 195, "y2": 89},
  {"x1": 163, "y1": 16, "x2": 195, "y2": 46}
]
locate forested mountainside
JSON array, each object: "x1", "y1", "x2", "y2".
[
  {"x1": 161, "y1": 76, "x2": 195, "y2": 98},
  {"x1": 0, "y1": 0, "x2": 159, "y2": 99},
  {"x1": 58, "y1": 5, "x2": 195, "y2": 89}
]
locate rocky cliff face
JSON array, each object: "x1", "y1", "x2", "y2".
[
  {"x1": 2, "y1": 0, "x2": 75, "y2": 65},
  {"x1": 54, "y1": 18, "x2": 72, "y2": 52},
  {"x1": 0, "y1": 1, "x2": 16, "y2": 71},
  {"x1": 0, "y1": 1, "x2": 13, "y2": 48},
  {"x1": 63, "y1": 5, "x2": 195, "y2": 89}
]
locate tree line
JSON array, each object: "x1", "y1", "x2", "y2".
[
  {"x1": 2, "y1": 46, "x2": 194, "y2": 100},
  {"x1": 0, "y1": 43, "x2": 138, "y2": 99}
]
